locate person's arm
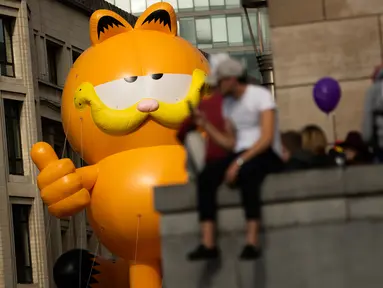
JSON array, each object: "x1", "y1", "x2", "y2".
[
  {"x1": 239, "y1": 109, "x2": 275, "y2": 162},
  {"x1": 204, "y1": 119, "x2": 236, "y2": 150},
  {"x1": 176, "y1": 116, "x2": 197, "y2": 143}
]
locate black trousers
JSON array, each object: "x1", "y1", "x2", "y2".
[{"x1": 197, "y1": 148, "x2": 283, "y2": 222}]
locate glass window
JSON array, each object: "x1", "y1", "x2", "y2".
[
  {"x1": 12, "y1": 204, "x2": 33, "y2": 284},
  {"x1": 164, "y1": 0, "x2": 178, "y2": 10},
  {"x1": 72, "y1": 50, "x2": 81, "y2": 64},
  {"x1": 229, "y1": 51, "x2": 247, "y2": 68},
  {"x1": 210, "y1": 0, "x2": 225, "y2": 8},
  {"x1": 54, "y1": 143, "x2": 65, "y2": 159},
  {"x1": 41, "y1": 117, "x2": 73, "y2": 160},
  {"x1": 0, "y1": 17, "x2": 14, "y2": 77},
  {"x1": 46, "y1": 40, "x2": 61, "y2": 85},
  {"x1": 146, "y1": 0, "x2": 159, "y2": 9},
  {"x1": 4, "y1": 99, "x2": 23, "y2": 175},
  {"x1": 179, "y1": 18, "x2": 196, "y2": 44},
  {"x1": 211, "y1": 16, "x2": 227, "y2": 45},
  {"x1": 131, "y1": 0, "x2": 146, "y2": 13},
  {"x1": 225, "y1": 0, "x2": 240, "y2": 8},
  {"x1": 178, "y1": 0, "x2": 194, "y2": 10},
  {"x1": 115, "y1": 0, "x2": 131, "y2": 12},
  {"x1": 61, "y1": 229, "x2": 67, "y2": 252},
  {"x1": 242, "y1": 13, "x2": 259, "y2": 47},
  {"x1": 194, "y1": 0, "x2": 209, "y2": 10},
  {"x1": 259, "y1": 8, "x2": 271, "y2": 52},
  {"x1": 87, "y1": 230, "x2": 93, "y2": 248},
  {"x1": 244, "y1": 52, "x2": 262, "y2": 81},
  {"x1": 227, "y1": 16, "x2": 243, "y2": 45},
  {"x1": 195, "y1": 18, "x2": 212, "y2": 48}
]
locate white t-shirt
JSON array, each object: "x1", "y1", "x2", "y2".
[{"x1": 223, "y1": 85, "x2": 282, "y2": 155}]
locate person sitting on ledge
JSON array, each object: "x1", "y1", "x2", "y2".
[
  {"x1": 339, "y1": 131, "x2": 373, "y2": 165},
  {"x1": 281, "y1": 130, "x2": 312, "y2": 171},
  {"x1": 187, "y1": 57, "x2": 283, "y2": 261},
  {"x1": 301, "y1": 125, "x2": 335, "y2": 168},
  {"x1": 177, "y1": 53, "x2": 231, "y2": 177}
]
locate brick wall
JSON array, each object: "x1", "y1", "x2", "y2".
[{"x1": 268, "y1": 0, "x2": 383, "y2": 141}]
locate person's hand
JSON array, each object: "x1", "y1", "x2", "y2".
[
  {"x1": 225, "y1": 161, "x2": 240, "y2": 184},
  {"x1": 193, "y1": 109, "x2": 207, "y2": 128}
]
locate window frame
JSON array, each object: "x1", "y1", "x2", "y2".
[
  {"x1": 71, "y1": 48, "x2": 82, "y2": 64},
  {"x1": 41, "y1": 117, "x2": 78, "y2": 164},
  {"x1": 4, "y1": 99, "x2": 24, "y2": 175},
  {"x1": 226, "y1": 15, "x2": 244, "y2": 46},
  {"x1": 0, "y1": 16, "x2": 15, "y2": 77},
  {"x1": 195, "y1": 17, "x2": 213, "y2": 49},
  {"x1": 45, "y1": 40, "x2": 61, "y2": 85},
  {"x1": 211, "y1": 15, "x2": 228, "y2": 46},
  {"x1": 179, "y1": 17, "x2": 197, "y2": 45},
  {"x1": 11, "y1": 203, "x2": 33, "y2": 284},
  {"x1": 60, "y1": 218, "x2": 70, "y2": 253},
  {"x1": 177, "y1": 11, "x2": 263, "y2": 50}
]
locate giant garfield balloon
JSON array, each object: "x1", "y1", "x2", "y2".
[{"x1": 31, "y1": 3, "x2": 209, "y2": 288}]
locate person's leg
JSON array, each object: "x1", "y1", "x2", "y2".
[
  {"x1": 238, "y1": 174, "x2": 263, "y2": 260},
  {"x1": 188, "y1": 156, "x2": 233, "y2": 260},
  {"x1": 236, "y1": 149, "x2": 277, "y2": 260},
  {"x1": 197, "y1": 162, "x2": 220, "y2": 249}
]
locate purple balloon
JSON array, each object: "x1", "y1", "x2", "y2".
[{"x1": 313, "y1": 77, "x2": 341, "y2": 113}]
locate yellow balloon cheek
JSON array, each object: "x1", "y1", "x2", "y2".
[{"x1": 149, "y1": 68, "x2": 206, "y2": 127}]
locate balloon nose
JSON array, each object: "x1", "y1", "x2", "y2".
[{"x1": 137, "y1": 99, "x2": 159, "y2": 112}]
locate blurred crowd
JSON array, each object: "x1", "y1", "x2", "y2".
[
  {"x1": 281, "y1": 127, "x2": 373, "y2": 171},
  {"x1": 176, "y1": 53, "x2": 383, "y2": 263}
]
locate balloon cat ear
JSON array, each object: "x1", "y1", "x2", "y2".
[
  {"x1": 135, "y1": 2, "x2": 177, "y2": 36},
  {"x1": 90, "y1": 10, "x2": 133, "y2": 46}
]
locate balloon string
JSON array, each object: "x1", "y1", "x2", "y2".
[
  {"x1": 45, "y1": 108, "x2": 72, "y2": 263},
  {"x1": 61, "y1": 107, "x2": 71, "y2": 159},
  {"x1": 79, "y1": 117, "x2": 84, "y2": 288},
  {"x1": 86, "y1": 240, "x2": 100, "y2": 287},
  {"x1": 134, "y1": 214, "x2": 141, "y2": 264},
  {"x1": 332, "y1": 113, "x2": 338, "y2": 143}
]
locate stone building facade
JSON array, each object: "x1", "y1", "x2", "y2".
[
  {"x1": 0, "y1": 0, "x2": 133, "y2": 287},
  {"x1": 268, "y1": 0, "x2": 383, "y2": 141}
]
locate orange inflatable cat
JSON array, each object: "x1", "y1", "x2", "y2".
[{"x1": 30, "y1": 3, "x2": 208, "y2": 287}]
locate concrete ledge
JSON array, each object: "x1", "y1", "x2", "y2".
[
  {"x1": 155, "y1": 165, "x2": 383, "y2": 214},
  {"x1": 160, "y1": 198, "x2": 383, "y2": 236},
  {"x1": 157, "y1": 165, "x2": 383, "y2": 288}
]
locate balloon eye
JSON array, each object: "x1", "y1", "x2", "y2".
[
  {"x1": 124, "y1": 76, "x2": 138, "y2": 83},
  {"x1": 151, "y1": 73, "x2": 163, "y2": 80}
]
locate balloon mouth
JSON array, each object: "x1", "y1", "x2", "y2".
[{"x1": 73, "y1": 69, "x2": 207, "y2": 135}]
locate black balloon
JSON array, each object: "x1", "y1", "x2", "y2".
[{"x1": 53, "y1": 249, "x2": 100, "y2": 288}]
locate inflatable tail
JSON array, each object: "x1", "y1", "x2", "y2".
[{"x1": 53, "y1": 249, "x2": 129, "y2": 288}]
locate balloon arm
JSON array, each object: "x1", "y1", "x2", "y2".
[
  {"x1": 129, "y1": 260, "x2": 162, "y2": 288},
  {"x1": 31, "y1": 142, "x2": 59, "y2": 171},
  {"x1": 76, "y1": 164, "x2": 99, "y2": 192}
]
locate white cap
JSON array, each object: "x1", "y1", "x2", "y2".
[
  {"x1": 206, "y1": 57, "x2": 245, "y2": 86},
  {"x1": 206, "y1": 53, "x2": 231, "y2": 86}
]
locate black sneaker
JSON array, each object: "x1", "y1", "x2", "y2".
[
  {"x1": 239, "y1": 245, "x2": 261, "y2": 260},
  {"x1": 187, "y1": 244, "x2": 220, "y2": 261}
]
